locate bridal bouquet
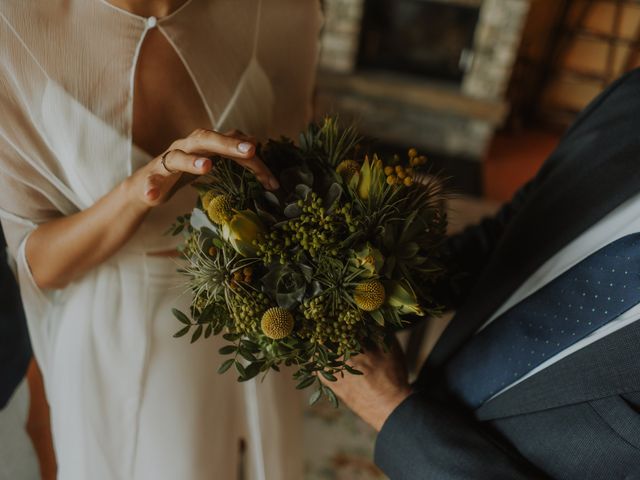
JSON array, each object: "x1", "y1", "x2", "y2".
[{"x1": 171, "y1": 118, "x2": 448, "y2": 405}]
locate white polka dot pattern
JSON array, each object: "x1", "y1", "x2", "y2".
[{"x1": 444, "y1": 233, "x2": 640, "y2": 409}]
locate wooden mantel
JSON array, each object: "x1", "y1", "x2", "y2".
[{"x1": 317, "y1": 71, "x2": 509, "y2": 126}]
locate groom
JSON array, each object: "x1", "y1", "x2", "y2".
[{"x1": 330, "y1": 68, "x2": 640, "y2": 479}]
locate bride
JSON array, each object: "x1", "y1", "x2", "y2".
[{"x1": 0, "y1": 0, "x2": 322, "y2": 478}]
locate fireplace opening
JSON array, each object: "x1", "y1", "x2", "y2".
[{"x1": 357, "y1": 0, "x2": 481, "y2": 83}]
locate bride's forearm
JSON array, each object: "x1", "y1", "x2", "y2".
[
  {"x1": 24, "y1": 129, "x2": 276, "y2": 290},
  {"x1": 25, "y1": 178, "x2": 151, "y2": 290}
]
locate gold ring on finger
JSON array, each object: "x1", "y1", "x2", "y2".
[{"x1": 161, "y1": 150, "x2": 178, "y2": 174}]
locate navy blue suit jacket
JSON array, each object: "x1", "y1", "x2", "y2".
[{"x1": 375, "y1": 69, "x2": 640, "y2": 479}]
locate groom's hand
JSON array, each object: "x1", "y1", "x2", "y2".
[{"x1": 322, "y1": 340, "x2": 413, "y2": 431}]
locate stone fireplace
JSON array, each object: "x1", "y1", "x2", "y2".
[
  {"x1": 358, "y1": 0, "x2": 480, "y2": 82},
  {"x1": 317, "y1": 0, "x2": 531, "y2": 169}
]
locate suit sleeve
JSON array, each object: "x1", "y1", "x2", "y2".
[
  {"x1": 374, "y1": 392, "x2": 549, "y2": 479},
  {"x1": 433, "y1": 177, "x2": 539, "y2": 310}
]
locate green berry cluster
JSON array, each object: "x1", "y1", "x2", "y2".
[
  {"x1": 256, "y1": 193, "x2": 360, "y2": 265},
  {"x1": 300, "y1": 296, "x2": 362, "y2": 355},
  {"x1": 254, "y1": 230, "x2": 290, "y2": 265},
  {"x1": 283, "y1": 193, "x2": 358, "y2": 258},
  {"x1": 229, "y1": 292, "x2": 270, "y2": 334}
]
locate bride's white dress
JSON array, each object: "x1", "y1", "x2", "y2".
[{"x1": 0, "y1": 1, "x2": 322, "y2": 479}]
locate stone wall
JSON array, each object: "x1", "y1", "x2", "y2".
[{"x1": 319, "y1": 0, "x2": 365, "y2": 73}]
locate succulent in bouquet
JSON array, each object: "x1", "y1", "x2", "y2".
[{"x1": 170, "y1": 117, "x2": 449, "y2": 406}]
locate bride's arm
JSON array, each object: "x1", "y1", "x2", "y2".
[{"x1": 26, "y1": 129, "x2": 278, "y2": 290}]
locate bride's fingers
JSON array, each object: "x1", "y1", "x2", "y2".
[
  {"x1": 173, "y1": 129, "x2": 278, "y2": 190},
  {"x1": 143, "y1": 173, "x2": 167, "y2": 205},
  {"x1": 173, "y1": 128, "x2": 256, "y2": 159},
  {"x1": 157, "y1": 149, "x2": 212, "y2": 177}
]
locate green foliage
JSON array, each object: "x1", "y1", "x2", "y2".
[{"x1": 172, "y1": 117, "x2": 449, "y2": 405}]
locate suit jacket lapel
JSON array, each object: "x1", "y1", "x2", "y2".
[
  {"x1": 476, "y1": 319, "x2": 640, "y2": 420},
  {"x1": 424, "y1": 139, "x2": 640, "y2": 374}
]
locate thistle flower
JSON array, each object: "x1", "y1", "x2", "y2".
[
  {"x1": 353, "y1": 280, "x2": 385, "y2": 312},
  {"x1": 261, "y1": 307, "x2": 294, "y2": 339},
  {"x1": 207, "y1": 194, "x2": 234, "y2": 224}
]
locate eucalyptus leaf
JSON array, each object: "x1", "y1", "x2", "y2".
[
  {"x1": 325, "y1": 386, "x2": 339, "y2": 408},
  {"x1": 173, "y1": 325, "x2": 190, "y2": 338},
  {"x1": 324, "y1": 182, "x2": 342, "y2": 210},
  {"x1": 320, "y1": 370, "x2": 337, "y2": 382},
  {"x1": 239, "y1": 362, "x2": 261, "y2": 382},
  {"x1": 284, "y1": 203, "x2": 302, "y2": 218},
  {"x1": 295, "y1": 184, "x2": 312, "y2": 200},
  {"x1": 309, "y1": 388, "x2": 322, "y2": 406},
  {"x1": 235, "y1": 361, "x2": 247, "y2": 378},
  {"x1": 172, "y1": 308, "x2": 191, "y2": 325},
  {"x1": 190, "y1": 325, "x2": 203, "y2": 343},
  {"x1": 296, "y1": 376, "x2": 316, "y2": 390},
  {"x1": 219, "y1": 345, "x2": 237, "y2": 355},
  {"x1": 189, "y1": 208, "x2": 217, "y2": 232},
  {"x1": 263, "y1": 191, "x2": 281, "y2": 207},
  {"x1": 344, "y1": 364, "x2": 364, "y2": 375},
  {"x1": 204, "y1": 323, "x2": 213, "y2": 339},
  {"x1": 218, "y1": 358, "x2": 234, "y2": 374}
]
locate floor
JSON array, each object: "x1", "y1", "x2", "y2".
[{"x1": 483, "y1": 128, "x2": 562, "y2": 203}]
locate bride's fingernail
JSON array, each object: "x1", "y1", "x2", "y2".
[
  {"x1": 195, "y1": 158, "x2": 208, "y2": 169},
  {"x1": 237, "y1": 142, "x2": 252, "y2": 154}
]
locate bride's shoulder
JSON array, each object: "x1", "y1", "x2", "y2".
[{"x1": 0, "y1": 0, "x2": 69, "y2": 33}]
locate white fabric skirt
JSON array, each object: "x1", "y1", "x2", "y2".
[{"x1": 40, "y1": 250, "x2": 302, "y2": 480}]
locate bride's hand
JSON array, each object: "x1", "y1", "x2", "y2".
[{"x1": 129, "y1": 128, "x2": 279, "y2": 207}]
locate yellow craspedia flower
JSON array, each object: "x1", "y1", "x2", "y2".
[
  {"x1": 336, "y1": 159, "x2": 360, "y2": 183},
  {"x1": 207, "y1": 195, "x2": 233, "y2": 224},
  {"x1": 261, "y1": 307, "x2": 295, "y2": 339},
  {"x1": 201, "y1": 190, "x2": 215, "y2": 210},
  {"x1": 354, "y1": 280, "x2": 386, "y2": 312}
]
